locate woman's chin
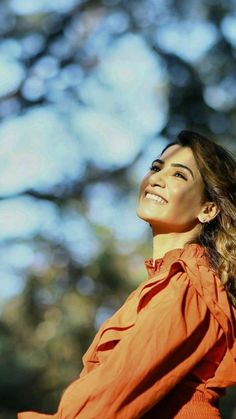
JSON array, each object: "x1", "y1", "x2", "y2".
[
  {"x1": 136, "y1": 207, "x2": 151, "y2": 222},
  {"x1": 136, "y1": 208, "x2": 159, "y2": 225},
  {"x1": 136, "y1": 209, "x2": 176, "y2": 233}
]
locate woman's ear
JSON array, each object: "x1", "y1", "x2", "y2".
[{"x1": 197, "y1": 202, "x2": 219, "y2": 224}]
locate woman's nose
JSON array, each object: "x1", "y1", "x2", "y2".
[{"x1": 149, "y1": 171, "x2": 166, "y2": 188}]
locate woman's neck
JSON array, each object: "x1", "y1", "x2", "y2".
[{"x1": 151, "y1": 226, "x2": 201, "y2": 260}]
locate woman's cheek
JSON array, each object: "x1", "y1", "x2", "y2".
[{"x1": 139, "y1": 175, "x2": 149, "y2": 196}]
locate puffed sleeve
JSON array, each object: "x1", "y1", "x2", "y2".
[{"x1": 18, "y1": 270, "x2": 223, "y2": 419}]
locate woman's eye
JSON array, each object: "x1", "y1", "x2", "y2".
[
  {"x1": 174, "y1": 172, "x2": 187, "y2": 181},
  {"x1": 149, "y1": 165, "x2": 160, "y2": 172},
  {"x1": 149, "y1": 166, "x2": 187, "y2": 180}
]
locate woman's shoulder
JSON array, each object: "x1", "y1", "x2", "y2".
[
  {"x1": 175, "y1": 244, "x2": 236, "y2": 360},
  {"x1": 145, "y1": 243, "x2": 235, "y2": 343}
]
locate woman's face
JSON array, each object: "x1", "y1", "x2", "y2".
[{"x1": 136, "y1": 144, "x2": 206, "y2": 233}]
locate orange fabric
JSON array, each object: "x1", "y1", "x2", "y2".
[{"x1": 18, "y1": 244, "x2": 236, "y2": 419}]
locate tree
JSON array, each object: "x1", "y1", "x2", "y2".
[{"x1": 0, "y1": 0, "x2": 235, "y2": 417}]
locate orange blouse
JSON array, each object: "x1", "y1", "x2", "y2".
[{"x1": 18, "y1": 244, "x2": 236, "y2": 418}]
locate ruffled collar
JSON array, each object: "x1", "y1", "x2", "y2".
[{"x1": 144, "y1": 243, "x2": 208, "y2": 278}]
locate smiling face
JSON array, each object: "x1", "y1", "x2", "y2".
[{"x1": 136, "y1": 144, "x2": 206, "y2": 234}]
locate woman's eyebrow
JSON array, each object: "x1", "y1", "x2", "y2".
[
  {"x1": 172, "y1": 163, "x2": 194, "y2": 179},
  {"x1": 152, "y1": 159, "x2": 194, "y2": 179}
]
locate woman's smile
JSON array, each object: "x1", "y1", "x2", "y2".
[{"x1": 144, "y1": 192, "x2": 168, "y2": 204}]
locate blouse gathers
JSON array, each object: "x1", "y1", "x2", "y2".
[{"x1": 18, "y1": 243, "x2": 236, "y2": 418}]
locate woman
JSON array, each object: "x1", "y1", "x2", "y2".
[{"x1": 18, "y1": 130, "x2": 236, "y2": 418}]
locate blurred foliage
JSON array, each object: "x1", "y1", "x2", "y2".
[{"x1": 0, "y1": 0, "x2": 235, "y2": 418}]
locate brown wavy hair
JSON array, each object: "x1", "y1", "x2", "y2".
[{"x1": 163, "y1": 130, "x2": 236, "y2": 307}]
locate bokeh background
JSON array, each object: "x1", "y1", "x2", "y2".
[{"x1": 0, "y1": 0, "x2": 235, "y2": 417}]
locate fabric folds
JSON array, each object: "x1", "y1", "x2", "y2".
[{"x1": 18, "y1": 243, "x2": 236, "y2": 419}]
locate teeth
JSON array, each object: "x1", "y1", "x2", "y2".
[{"x1": 145, "y1": 193, "x2": 167, "y2": 204}]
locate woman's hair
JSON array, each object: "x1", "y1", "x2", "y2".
[{"x1": 163, "y1": 130, "x2": 236, "y2": 307}]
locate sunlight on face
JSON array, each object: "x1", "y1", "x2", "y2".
[{"x1": 136, "y1": 145, "x2": 205, "y2": 233}]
